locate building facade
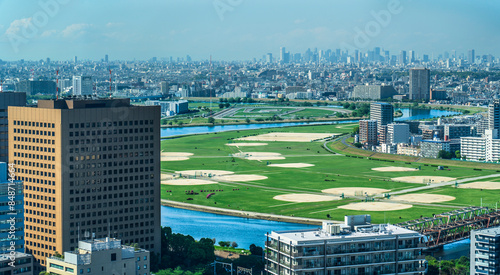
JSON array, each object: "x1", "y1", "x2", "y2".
[
  {"x1": 0, "y1": 162, "x2": 24, "y2": 252},
  {"x1": 352, "y1": 85, "x2": 398, "y2": 100},
  {"x1": 72, "y1": 76, "x2": 93, "y2": 96},
  {"x1": 46, "y1": 238, "x2": 150, "y2": 275},
  {"x1": 370, "y1": 103, "x2": 393, "y2": 127},
  {"x1": 358, "y1": 120, "x2": 377, "y2": 147},
  {"x1": 420, "y1": 140, "x2": 450, "y2": 158},
  {"x1": 387, "y1": 123, "x2": 410, "y2": 144},
  {"x1": 16, "y1": 80, "x2": 56, "y2": 95},
  {"x1": 409, "y1": 68, "x2": 430, "y2": 101},
  {"x1": 0, "y1": 92, "x2": 26, "y2": 162},
  {"x1": 265, "y1": 215, "x2": 426, "y2": 275},
  {"x1": 444, "y1": 125, "x2": 473, "y2": 139},
  {"x1": 0, "y1": 252, "x2": 33, "y2": 275},
  {"x1": 470, "y1": 226, "x2": 500, "y2": 274},
  {"x1": 9, "y1": 99, "x2": 161, "y2": 271}
]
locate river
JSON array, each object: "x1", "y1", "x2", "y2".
[{"x1": 160, "y1": 107, "x2": 467, "y2": 257}]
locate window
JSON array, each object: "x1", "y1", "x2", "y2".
[
  {"x1": 111, "y1": 253, "x2": 117, "y2": 261},
  {"x1": 87, "y1": 268, "x2": 91, "y2": 273}
]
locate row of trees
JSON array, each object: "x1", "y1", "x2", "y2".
[{"x1": 426, "y1": 256, "x2": 469, "y2": 275}]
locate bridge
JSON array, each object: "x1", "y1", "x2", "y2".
[{"x1": 396, "y1": 207, "x2": 500, "y2": 249}]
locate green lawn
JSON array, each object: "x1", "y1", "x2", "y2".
[{"x1": 161, "y1": 124, "x2": 500, "y2": 223}]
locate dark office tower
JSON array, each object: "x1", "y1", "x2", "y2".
[
  {"x1": 105, "y1": 54, "x2": 109, "y2": 63},
  {"x1": 74, "y1": 56, "x2": 77, "y2": 63},
  {"x1": 370, "y1": 102, "x2": 394, "y2": 128},
  {"x1": 374, "y1": 47, "x2": 381, "y2": 61},
  {"x1": 468, "y1": 49, "x2": 475, "y2": 64},
  {"x1": 423, "y1": 55, "x2": 429, "y2": 63},
  {"x1": 409, "y1": 68, "x2": 430, "y2": 101},
  {"x1": 280, "y1": 47, "x2": 286, "y2": 64},
  {"x1": 0, "y1": 92, "x2": 26, "y2": 162},
  {"x1": 9, "y1": 98, "x2": 161, "y2": 271},
  {"x1": 488, "y1": 100, "x2": 500, "y2": 139},
  {"x1": 399, "y1": 50, "x2": 407, "y2": 66}
]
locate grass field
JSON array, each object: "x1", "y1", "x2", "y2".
[{"x1": 161, "y1": 124, "x2": 500, "y2": 224}]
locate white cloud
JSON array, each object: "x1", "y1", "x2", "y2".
[
  {"x1": 106, "y1": 22, "x2": 124, "y2": 28},
  {"x1": 41, "y1": 29, "x2": 57, "y2": 38},
  {"x1": 5, "y1": 18, "x2": 32, "y2": 36},
  {"x1": 61, "y1": 23, "x2": 92, "y2": 38}
]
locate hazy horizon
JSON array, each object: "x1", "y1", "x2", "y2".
[{"x1": 1, "y1": 0, "x2": 499, "y2": 61}]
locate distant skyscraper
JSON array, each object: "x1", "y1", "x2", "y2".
[
  {"x1": 74, "y1": 56, "x2": 77, "y2": 63},
  {"x1": 468, "y1": 49, "x2": 475, "y2": 64},
  {"x1": 280, "y1": 47, "x2": 286, "y2": 63},
  {"x1": 409, "y1": 68, "x2": 430, "y2": 101},
  {"x1": 408, "y1": 50, "x2": 415, "y2": 63},
  {"x1": 423, "y1": 55, "x2": 429, "y2": 63},
  {"x1": 266, "y1": 53, "x2": 273, "y2": 63},
  {"x1": 370, "y1": 102, "x2": 394, "y2": 128},
  {"x1": 105, "y1": 54, "x2": 109, "y2": 63},
  {"x1": 399, "y1": 50, "x2": 407, "y2": 66}
]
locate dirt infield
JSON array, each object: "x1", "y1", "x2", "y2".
[
  {"x1": 234, "y1": 152, "x2": 285, "y2": 161},
  {"x1": 215, "y1": 174, "x2": 268, "y2": 182},
  {"x1": 162, "y1": 179, "x2": 218, "y2": 186},
  {"x1": 322, "y1": 187, "x2": 390, "y2": 196},
  {"x1": 268, "y1": 163, "x2": 315, "y2": 168},
  {"x1": 391, "y1": 176, "x2": 456, "y2": 184},
  {"x1": 225, "y1": 143, "x2": 268, "y2": 147},
  {"x1": 372, "y1": 166, "x2": 418, "y2": 172},
  {"x1": 161, "y1": 174, "x2": 173, "y2": 180},
  {"x1": 393, "y1": 194, "x2": 456, "y2": 203},
  {"x1": 273, "y1": 194, "x2": 342, "y2": 203},
  {"x1": 338, "y1": 202, "x2": 413, "y2": 211},
  {"x1": 458, "y1": 181, "x2": 500, "y2": 190},
  {"x1": 161, "y1": 152, "x2": 193, "y2": 161},
  {"x1": 175, "y1": 170, "x2": 234, "y2": 177},
  {"x1": 236, "y1": 132, "x2": 336, "y2": 142}
]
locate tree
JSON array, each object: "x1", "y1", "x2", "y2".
[
  {"x1": 455, "y1": 150, "x2": 461, "y2": 159},
  {"x1": 438, "y1": 150, "x2": 453, "y2": 159},
  {"x1": 231, "y1": 241, "x2": 238, "y2": 248},
  {"x1": 249, "y1": 244, "x2": 263, "y2": 256},
  {"x1": 353, "y1": 142, "x2": 362, "y2": 148},
  {"x1": 224, "y1": 103, "x2": 230, "y2": 108},
  {"x1": 245, "y1": 118, "x2": 251, "y2": 123},
  {"x1": 352, "y1": 126, "x2": 360, "y2": 134},
  {"x1": 208, "y1": 117, "x2": 215, "y2": 124},
  {"x1": 219, "y1": 103, "x2": 225, "y2": 109}
]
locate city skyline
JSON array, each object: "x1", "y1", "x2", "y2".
[{"x1": 1, "y1": 0, "x2": 500, "y2": 61}]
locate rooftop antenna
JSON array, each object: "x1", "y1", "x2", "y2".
[
  {"x1": 56, "y1": 68, "x2": 59, "y2": 100},
  {"x1": 30, "y1": 68, "x2": 34, "y2": 81},
  {"x1": 109, "y1": 68, "x2": 112, "y2": 98},
  {"x1": 0, "y1": 79, "x2": 3, "y2": 93}
]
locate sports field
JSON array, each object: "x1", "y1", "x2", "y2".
[{"x1": 161, "y1": 124, "x2": 500, "y2": 223}]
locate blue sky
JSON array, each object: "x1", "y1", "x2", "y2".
[{"x1": 1, "y1": 0, "x2": 499, "y2": 61}]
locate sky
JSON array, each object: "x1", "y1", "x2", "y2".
[{"x1": 1, "y1": 0, "x2": 499, "y2": 61}]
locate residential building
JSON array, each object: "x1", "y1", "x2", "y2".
[
  {"x1": 265, "y1": 215, "x2": 426, "y2": 275},
  {"x1": 8, "y1": 98, "x2": 161, "y2": 271},
  {"x1": 430, "y1": 89, "x2": 448, "y2": 101},
  {"x1": 351, "y1": 85, "x2": 398, "y2": 100},
  {"x1": 0, "y1": 92, "x2": 26, "y2": 162},
  {"x1": 470, "y1": 226, "x2": 500, "y2": 275},
  {"x1": 387, "y1": 123, "x2": 410, "y2": 144},
  {"x1": 46, "y1": 238, "x2": 150, "y2": 275},
  {"x1": 488, "y1": 100, "x2": 500, "y2": 139},
  {"x1": 72, "y1": 76, "x2": 93, "y2": 96},
  {"x1": 0, "y1": 252, "x2": 33, "y2": 275},
  {"x1": 370, "y1": 102, "x2": 393, "y2": 127},
  {"x1": 461, "y1": 137, "x2": 487, "y2": 161},
  {"x1": 397, "y1": 144, "x2": 421, "y2": 157},
  {"x1": 409, "y1": 68, "x2": 430, "y2": 101},
  {"x1": 444, "y1": 125, "x2": 473, "y2": 139},
  {"x1": 0, "y1": 162, "x2": 24, "y2": 252},
  {"x1": 359, "y1": 120, "x2": 377, "y2": 147},
  {"x1": 420, "y1": 140, "x2": 450, "y2": 158},
  {"x1": 377, "y1": 143, "x2": 397, "y2": 154}
]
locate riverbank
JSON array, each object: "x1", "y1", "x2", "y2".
[{"x1": 161, "y1": 199, "x2": 332, "y2": 225}]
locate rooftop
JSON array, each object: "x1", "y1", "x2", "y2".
[
  {"x1": 37, "y1": 98, "x2": 131, "y2": 109},
  {"x1": 475, "y1": 226, "x2": 500, "y2": 236}
]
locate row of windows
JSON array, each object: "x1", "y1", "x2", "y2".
[
  {"x1": 13, "y1": 136, "x2": 54, "y2": 144},
  {"x1": 68, "y1": 151, "x2": 153, "y2": 161},
  {"x1": 26, "y1": 208, "x2": 55, "y2": 218},
  {"x1": 69, "y1": 212, "x2": 154, "y2": 220},
  {"x1": 13, "y1": 121, "x2": 55, "y2": 128},
  {"x1": 69, "y1": 168, "x2": 153, "y2": 178},
  {"x1": 69, "y1": 197, "x2": 154, "y2": 204},
  {"x1": 69, "y1": 127, "x2": 153, "y2": 137},
  {"x1": 13, "y1": 128, "x2": 55, "y2": 136},
  {"x1": 25, "y1": 192, "x2": 55, "y2": 201},
  {"x1": 71, "y1": 160, "x2": 153, "y2": 170},
  {"x1": 13, "y1": 144, "x2": 54, "y2": 153},
  {"x1": 70, "y1": 189, "x2": 152, "y2": 198},
  {"x1": 13, "y1": 152, "x2": 56, "y2": 162},
  {"x1": 25, "y1": 185, "x2": 54, "y2": 193},
  {"x1": 17, "y1": 176, "x2": 55, "y2": 186},
  {"x1": 26, "y1": 224, "x2": 56, "y2": 235},
  {"x1": 69, "y1": 120, "x2": 153, "y2": 129}
]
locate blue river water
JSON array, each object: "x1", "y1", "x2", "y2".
[{"x1": 160, "y1": 107, "x2": 467, "y2": 257}]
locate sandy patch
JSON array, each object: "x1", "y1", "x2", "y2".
[
  {"x1": 215, "y1": 174, "x2": 268, "y2": 182},
  {"x1": 237, "y1": 132, "x2": 336, "y2": 142},
  {"x1": 226, "y1": 143, "x2": 268, "y2": 147},
  {"x1": 161, "y1": 152, "x2": 193, "y2": 161},
  {"x1": 339, "y1": 202, "x2": 413, "y2": 211},
  {"x1": 322, "y1": 187, "x2": 390, "y2": 196},
  {"x1": 162, "y1": 179, "x2": 217, "y2": 186},
  {"x1": 234, "y1": 152, "x2": 285, "y2": 161},
  {"x1": 458, "y1": 181, "x2": 500, "y2": 190},
  {"x1": 391, "y1": 176, "x2": 456, "y2": 184},
  {"x1": 161, "y1": 174, "x2": 173, "y2": 180},
  {"x1": 175, "y1": 170, "x2": 234, "y2": 177},
  {"x1": 372, "y1": 166, "x2": 418, "y2": 172},
  {"x1": 268, "y1": 163, "x2": 315, "y2": 168},
  {"x1": 393, "y1": 194, "x2": 455, "y2": 203},
  {"x1": 274, "y1": 194, "x2": 342, "y2": 203}
]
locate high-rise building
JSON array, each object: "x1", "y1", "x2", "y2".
[
  {"x1": 9, "y1": 98, "x2": 161, "y2": 271},
  {"x1": 359, "y1": 120, "x2": 377, "y2": 146},
  {"x1": 16, "y1": 80, "x2": 56, "y2": 95},
  {"x1": 266, "y1": 53, "x2": 273, "y2": 64},
  {"x1": 265, "y1": 215, "x2": 426, "y2": 275},
  {"x1": 370, "y1": 102, "x2": 393, "y2": 127},
  {"x1": 160, "y1": 81, "x2": 169, "y2": 95},
  {"x1": 105, "y1": 54, "x2": 109, "y2": 63},
  {"x1": 470, "y1": 226, "x2": 500, "y2": 274},
  {"x1": 468, "y1": 49, "x2": 475, "y2": 64},
  {"x1": 399, "y1": 50, "x2": 407, "y2": 66},
  {"x1": 409, "y1": 68, "x2": 430, "y2": 101},
  {"x1": 408, "y1": 50, "x2": 415, "y2": 63},
  {"x1": 387, "y1": 123, "x2": 410, "y2": 144},
  {"x1": 280, "y1": 47, "x2": 286, "y2": 64},
  {"x1": 72, "y1": 76, "x2": 93, "y2": 96},
  {"x1": 0, "y1": 162, "x2": 24, "y2": 252},
  {"x1": 0, "y1": 92, "x2": 26, "y2": 162},
  {"x1": 488, "y1": 100, "x2": 500, "y2": 139}
]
